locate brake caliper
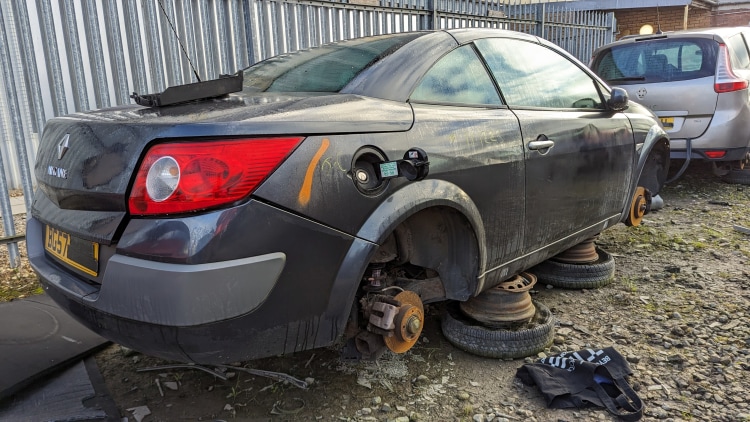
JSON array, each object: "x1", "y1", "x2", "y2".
[{"x1": 362, "y1": 291, "x2": 425, "y2": 354}]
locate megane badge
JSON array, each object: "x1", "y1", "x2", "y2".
[
  {"x1": 637, "y1": 88, "x2": 647, "y2": 100},
  {"x1": 57, "y1": 134, "x2": 70, "y2": 160}
]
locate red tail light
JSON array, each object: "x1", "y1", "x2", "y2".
[
  {"x1": 129, "y1": 137, "x2": 303, "y2": 215},
  {"x1": 715, "y1": 44, "x2": 749, "y2": 93},
  {"x1": 704, "y1": 150, "x2": 726, "y2": 159}
]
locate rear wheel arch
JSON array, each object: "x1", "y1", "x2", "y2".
[
  {"x1": 356, "y1": 180, "x2": 487, "y2": 301},
  {"x1": 381, "y1": 206, "x2": 480, "y2": 300}
]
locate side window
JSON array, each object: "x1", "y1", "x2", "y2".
[
  {"x1": 410, "y1": 45, "x2": 502, "y2": 106},
  {"x1": 475, "y1": 38, "x2": 602, "y2": 109},
  {"x1": 728, "y1": 33, "x2": 750, "y2": 69}
]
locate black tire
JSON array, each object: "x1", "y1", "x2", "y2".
[
  {"x1": 531, "y1": 247, "x2": 615, "y2": 289},
  {"x1": 441, "y1": 300, "x2": 555, "y2": 359},
  {"x1": 721, "y1": 168, "x2": 750, "y2": 185}
]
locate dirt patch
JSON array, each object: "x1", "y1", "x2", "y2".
[
  {"x1": 0, "y1": 214, "x2": 41, "y2": 302},
  {"x1": 3, "y1": 162, "x2": 750, "y2": 421}
]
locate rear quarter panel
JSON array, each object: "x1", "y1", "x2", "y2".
[{"x1": 253, "y1": 105, "x2": 526, "y2": 264}]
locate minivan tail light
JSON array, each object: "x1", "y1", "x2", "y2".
[
  {"x1": 715, "y1": 44, "x2": 749, "y2": 93},
  {"x1": 704, "y1": 150, "x2": 726, "y2": 159},
  {"x1": 129, "y1": 137, "x2": 303, "y2": 215}
]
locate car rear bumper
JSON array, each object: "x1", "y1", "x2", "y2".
[
  {"x1": 667, "y1": 91, "x2": 750, "y2": 161},
  {"x1": 28, "y1": 200, "x2": 375, "y2": 364}
]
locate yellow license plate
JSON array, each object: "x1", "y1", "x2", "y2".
[
  {"x1": 660, "y1": 117, "x2": 674, "y2": 129},
  {"x1": 45, "y1": 226, "x2": 99, "y2": 277}
]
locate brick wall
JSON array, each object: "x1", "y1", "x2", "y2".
[
  {"x1": 712, "y1": 9, "x2": 750, "y2": 27},
  {"x1": 614, "y1": 6, "x2": 712, "y2": 39}
]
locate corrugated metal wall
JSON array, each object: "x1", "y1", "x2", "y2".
[{"x1": 0, "y1": 0, "x2": 613, "y2": 266}]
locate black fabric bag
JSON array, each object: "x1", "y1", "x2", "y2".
[{"x1": 516, "y1": 346, "x2": 644, "y2": 421}]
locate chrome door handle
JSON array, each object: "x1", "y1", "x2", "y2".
[{"x1": 528, "y1": 140, "x2": 554, "y2": 150}]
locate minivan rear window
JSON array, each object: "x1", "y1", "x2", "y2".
[{"x1": 592, "y1": 38, "x2": 717, "y2": 84}]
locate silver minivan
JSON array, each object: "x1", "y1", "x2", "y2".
[{"x1": 591, "y1": 27, "x2": 750, "y2": 182}]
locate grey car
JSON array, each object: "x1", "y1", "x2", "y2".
[
  {"x1": 29, "y1": 29, "x2": 669, "y2": 365},
  {"x1": 590, "y1": 27, "x2": 750, "y2": 181}
]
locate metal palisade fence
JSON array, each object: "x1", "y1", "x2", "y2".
[{"x1": 0, "y1": 0, "x2": 614, "y2": 267}]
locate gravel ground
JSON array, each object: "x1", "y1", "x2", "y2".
[{"x1": 2, "y1": 162, "x2": 749, "y2": 421}]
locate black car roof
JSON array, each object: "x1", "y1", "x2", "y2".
[
  {"x1": 343, "y1": 29, "x2": 546, "y2": 102},
  {"x1": 445, "y1": 27, "x2": 540, "y2": 45}
]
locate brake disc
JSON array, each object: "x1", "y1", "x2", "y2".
[
  {"x1": 384, "y1": 291, "x2": 424, "y2": 353},
  {"x1": 626, "y1": 186, "x2": 650, "y2": 226}
]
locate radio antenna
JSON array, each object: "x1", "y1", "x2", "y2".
[
  {"x1": 157, "y1": 0, "x2": 202, "y2": 82},
  {"x1": 656, "y1": 3, "x2": 663, "y2": 34}
]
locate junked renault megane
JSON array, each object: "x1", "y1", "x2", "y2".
[{"x1": 28, "y1": 29, "x2": 669, "y2": 364}]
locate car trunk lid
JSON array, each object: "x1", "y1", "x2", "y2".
[
  {"x1": 622, "y1": 76, "x2": 717, "y2": 139},
  {"x1": 32, "y1": 93, "x2": 414, "y2": 243}
]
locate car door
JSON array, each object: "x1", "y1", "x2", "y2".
[
  {"x1": 407, "y1": 44, "x2": 527, "y2": 271},
  {"x1": 474, "y1": 37, "x2": 634, "y2": 255}
]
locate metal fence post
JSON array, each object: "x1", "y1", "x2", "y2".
[
  {"x1": 537, "y1": 3, "x2": 545, "y2": 39},
  {"x1": 0, "y1": 4, "x2": 20, "y2": 265},
  {"x1": 431, "y1": 0, "x2": 437, "y2": 30}
]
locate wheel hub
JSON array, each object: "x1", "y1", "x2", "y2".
[
  {"x1": 406, "y1": 314, "x2": 422, "y2": 335},
  {"x1": 459, "y1": 272, "x2": 537, "y2": 327}
]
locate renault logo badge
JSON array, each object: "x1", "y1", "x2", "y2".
[{"x1": 57, "y1": 134, "x2": 70, "y2": 160}]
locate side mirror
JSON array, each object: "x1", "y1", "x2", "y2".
[{"x1": 607, "y1": 87, "x2": 629, "y2": 111}]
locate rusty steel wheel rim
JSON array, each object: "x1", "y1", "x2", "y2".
[
  {"x1": 384, "y1": 291, "x2": 424, "y2": 353},
  {"x1": 552, "y1": 236, "x2": 599, "y2": 264},
  {"x1": 459, "y1": 272, "x2": 537, "y2": 326}
]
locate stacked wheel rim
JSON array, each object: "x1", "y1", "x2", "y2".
[{"x1": 532, "y1": 247, "x2": 615, "y2": 289}]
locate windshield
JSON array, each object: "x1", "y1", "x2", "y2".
[
  {"x1": 242, "y1": 33, "x2": 425, "y2": 93},
  {"x1": 592, "y1": 38, "x2": 718, "y2": 84}
]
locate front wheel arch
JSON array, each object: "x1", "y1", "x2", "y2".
[
  {"x1": 620, "y1": 133, "x2": 670, "y2": 225},
  {"x1": 637, "y1": 137, "x2": 670, "y2": 195}
]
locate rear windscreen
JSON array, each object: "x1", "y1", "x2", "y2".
[
  {"x1": 592, "y1": 38, "x2": 718, "y2": 84},
  {"x1": 242, "y1": 33, "x2": 425, "y2": 93}
]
